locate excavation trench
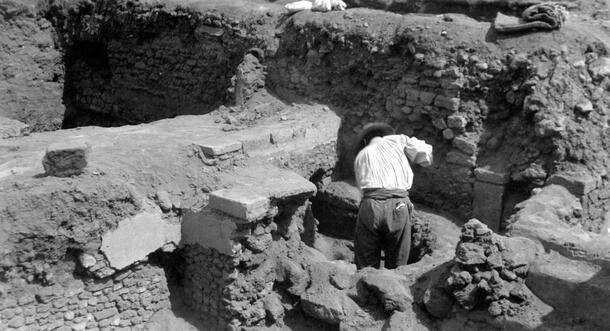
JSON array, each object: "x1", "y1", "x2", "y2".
[{"x1": 2, "y1": 1, "x2": 608, "y2": 331}]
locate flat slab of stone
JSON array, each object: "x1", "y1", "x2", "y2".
[
  {"x1": 42, "y1": 141, "x2": 91, "y2": 177},
  {"x1": 101, "y1": 211, "x2": 181, "y2": 270},
  {"x1": 193, "y1": 137, "x2": 242, "y2": 156},
  {"x1": 209, "y1": 166, "x2": 316, "y2": 221}
]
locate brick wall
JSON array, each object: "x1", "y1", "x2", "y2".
[{"x1": 0, "y1": 264, "x2": 170, "y2": 331}]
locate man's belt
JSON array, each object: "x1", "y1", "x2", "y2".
[{"x1": 362, "y1": 188, "x2": 409, "y2": 200}]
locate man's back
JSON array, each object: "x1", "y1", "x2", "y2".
[{"x1": 354, "y1": 134, "x2": 432, "y2": 191}]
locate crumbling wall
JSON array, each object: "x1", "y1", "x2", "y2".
[
  {"x1": 0, "y1": 264, "x2": 170, "y2": 330},
  {"x1": 45, "y1": 0, "x2": 276, "y2": 127},
  {"x1": 266, "y1": 11, "x2": 542, "y2": 220}
]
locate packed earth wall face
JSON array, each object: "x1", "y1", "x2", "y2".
[
  {"x1": 0, "y1": 264, "x2": 170, "y2": 330},
  {"x1": 0, "y1": 0, "x2": 65, "y2": 132},
  {"x1": 54, "y1": 5, "x2": 273, "y2": 127}
]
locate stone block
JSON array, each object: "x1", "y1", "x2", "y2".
[
  {"x1": 209, "y1": 188, "x2": 270, "y2": 221},
  {"x1": 0, "y1": 116, "x2": 29, "y2": 139},
  {"x1": 442, "y1": 128, "x2": 454, "y2": 140},
  {"x1": 209, "y1": 166, "x2": 316, "y2": 222},
  {"x1": 447, "y1": 115, "x2": 467, "y2": 129},
  {"x1": 432, "y1": 118, "x2": 447, "y2": 130},
  {"x1": 405, "y1": 88, "x2": 420, "y2": 101},
  {"x1": 473, "y1": 181, "x2": 505, "y2": 232},
  {"x1": 42, "y1": 141, "x2": 91, "y2": 177},
  {"x1": 446, "y1": 151, "x2": 476, "y2": 167},
  {"x1": 452, "y1": 134, "x2": 478, "y2": 155},
  {"x1": 101, "y1": 211, "x2": 181, "y2": 270},
  {"x1": 474, "y1": 167, "x2": 510, "y2": 185},
  {"x1": 546, "y1": 172, "x2": 599, "y2": 196},
  {"x1": 93, "y1": 308, "x2": 118, "y2": 321},
  {"x1": 434, "y1": 96, "x2": 460, "y2": 111},
  {"x1": 194, "y1": 138, "x2": 242, "y2": 156},
  {"x1": 419, "y1": 91, "x2": 436, "y2": 105}
]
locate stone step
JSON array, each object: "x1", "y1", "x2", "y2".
[
  {"x1": 208, "y1": 166, "x2": 316, "y2": 222},
  {"x1": 526, "y1": 251, "x2": 610, "y2": 328}
]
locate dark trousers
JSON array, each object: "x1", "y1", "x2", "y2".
[{"x1": 354, "y1": 189, "x2": 412, "y2": 269}]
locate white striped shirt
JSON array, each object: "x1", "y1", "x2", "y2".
[{"x1": 354, "y1": 134, "x2": 433, "y2": 191}]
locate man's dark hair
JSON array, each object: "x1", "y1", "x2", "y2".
[{"x1": 360, "y1": 129, "x2": 387, "y2": 149}]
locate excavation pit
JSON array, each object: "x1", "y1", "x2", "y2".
[{"x1": 1, "y1": 0, "x2": 609, "y2": 330}]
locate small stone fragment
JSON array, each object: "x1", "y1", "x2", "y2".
[{"x1": 447, "y1": 115, "x2": 467, "y2": 130}]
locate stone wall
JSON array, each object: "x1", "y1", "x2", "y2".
[
  {"x1": 0, "y1": 264, "x2": 170, "y2": 331},
  {"x1": 181, "y1": 244, "x2": 233, "y2": 329},
  {"x1": 266, "y1": 13, "x2": 538, "y2": 221},
  {"x1": 49, "y1": 2, "x2": 274, "y2": 127}
]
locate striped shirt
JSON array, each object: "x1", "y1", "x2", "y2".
[{"x1": 354, "y1": 134, "x2": 433, "y2": 191}]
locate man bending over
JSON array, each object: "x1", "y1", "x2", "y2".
[{"x1": 354, "y1": 125, "x2": 433, "y2": 269}]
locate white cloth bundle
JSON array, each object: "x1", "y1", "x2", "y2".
[{"x1": 285, "y1": 0, "x2": 347, "y2": 13}]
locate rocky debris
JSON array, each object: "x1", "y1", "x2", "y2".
[
  {"x1": 42, "y1": 142, "x2": 91, "y2": 177},
  {"x1": 588, "y1": 57, "x2": 610, "y2": 80},
  {"x1": 0, "y1": 116, "x2": 29, "y2": 139},
  {"x1": 426, "y1": 219, "x2": 540, "y2": 318}
]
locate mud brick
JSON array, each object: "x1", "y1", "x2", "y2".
[
  {"x1": 93, "y1": 308, "x2": 118, "y2": 321},
  {"x1": 42, "y1": 141, "x2": 91, "y2": 177}
]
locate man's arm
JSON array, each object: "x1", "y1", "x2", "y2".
[{"x1": 402, "y1": 135, "x2": 433, "y2": 167}]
